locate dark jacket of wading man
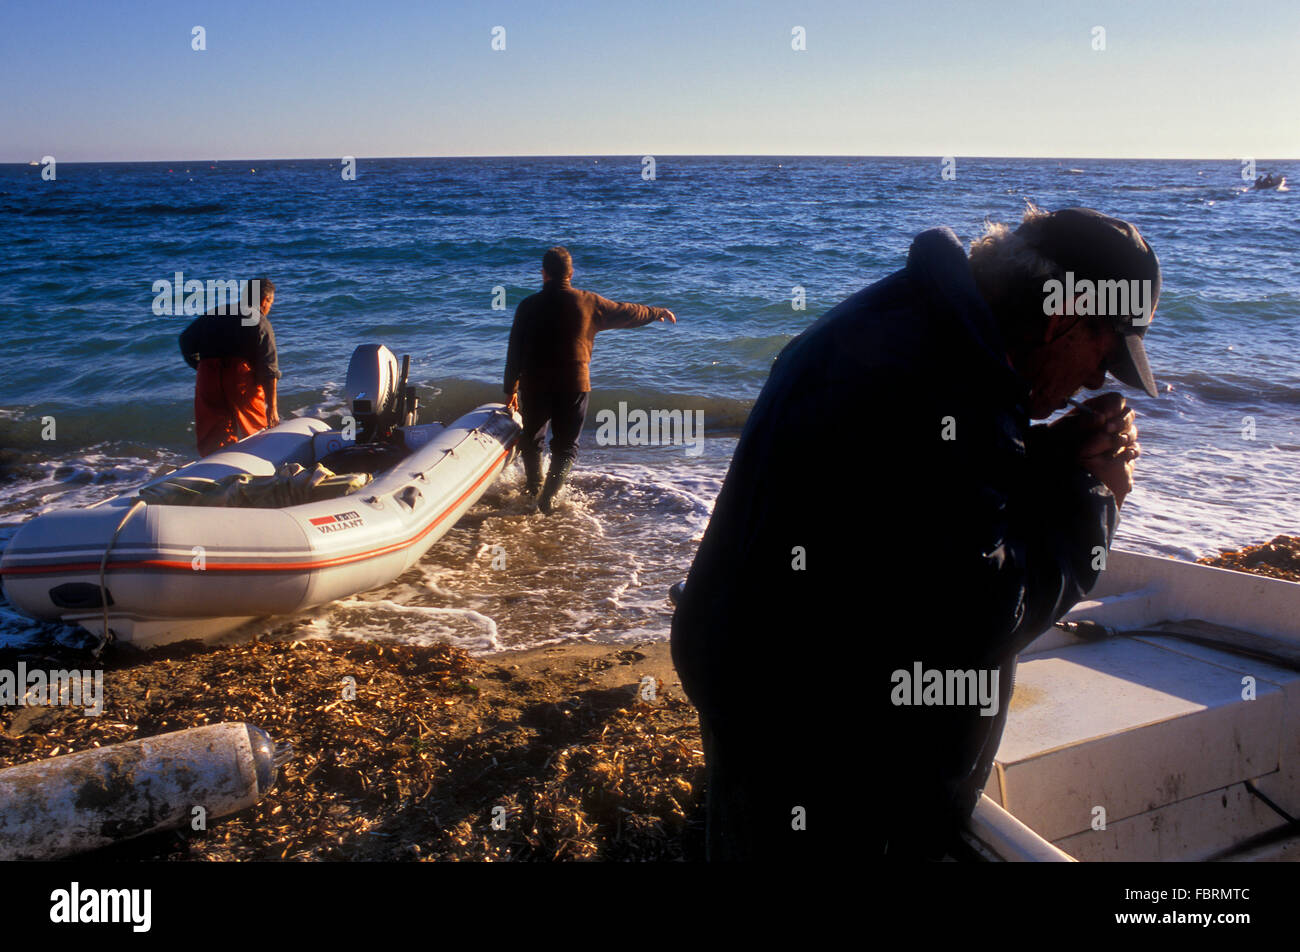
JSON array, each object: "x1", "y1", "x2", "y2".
[
  {"x1": 179, "y1": 291, "x2": 280, "y2": 457},
  {"x1": 671, "y1": 228, "x2": 1118, "y2": 860},
  {"x1": 504, "y1": 274, "x2": 673, "y2": 511}
]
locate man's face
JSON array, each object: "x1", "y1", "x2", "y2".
[
  {"x1": 1019, "y1": 311, "x2": 1121, "y2": 419},
  {"x1": 261, "y1": 291, "x2": 274, "y2": 316}
]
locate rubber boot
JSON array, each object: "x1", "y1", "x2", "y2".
[
  {"x1": 521, "y1": 449, "x2": 542, "y2": 497},
  {"x1": 537, "y1": 459, "x2": 574, "y2": 515}
]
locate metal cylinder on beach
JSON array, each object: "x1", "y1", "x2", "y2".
[{"x1": 0, "y1": 721, "x2": 287, "y2": 860}]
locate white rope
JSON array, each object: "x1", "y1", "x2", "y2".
[{"x1": 95, "y1": 499, "x2": 145, "y2": 656}]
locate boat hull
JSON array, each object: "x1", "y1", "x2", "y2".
[
  {"x1": 966, "y1": 550, "x2": 1300, "y2": 861},
  {"x1": 0, "y1": 404, "x2": 520, "y2": 646}
]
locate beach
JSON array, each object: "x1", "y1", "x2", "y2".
[
  {"x1": 3, "y1": 534, "x2": 1297, "y2": 862},
  {"x1": 1, "y1": 158, "x2": 1297, "y2": 865},
  {"x1": 2, "y1": 0, "x2": 1296, "y2": 933},
  {"x1": 0, "y1": 635, "x2": 704, "y2": 861}
]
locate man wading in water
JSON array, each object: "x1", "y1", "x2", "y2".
[
  {"x1": 180, "y1": 278, "x2": 280, "y2": 457},
  {"x1": 504, "y1": 247, "x2": 676, "y2": 513},
  {"x1": 671, "y1": 206, "x2": 1161, "y2": 861}
]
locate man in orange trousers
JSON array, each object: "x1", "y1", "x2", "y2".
[{"x1": 179, "y1": 278, "x2": 281, "y2": 456}]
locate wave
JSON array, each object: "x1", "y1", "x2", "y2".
[
  {"x1": 1160, "y1": 372, "x2": 1300, "y2": 407},
  {"x1": 420, "y1": 378, "x2": 756, "y2": 431},
  {"x1": 0, "y1": 373, "x2": 758, "y2": 461},
  {"x1": 17, "y1": 200, "x2": 229, "y2": 219}
]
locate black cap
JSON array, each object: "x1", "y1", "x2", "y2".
[{"x1": 1015, "y1": 208, "x2": 1161, "y2": 398}]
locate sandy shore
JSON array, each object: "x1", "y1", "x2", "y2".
[
  {"x1": 0, "y1": 638, "x2": 705, "y2": 861},
  {"x1": 3, "y1": 534, "x2": 1298, "y2": 862}
]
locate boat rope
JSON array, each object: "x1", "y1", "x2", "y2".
[{"x1": 95, "y1": 499, "x2": 145, "y2": 658}]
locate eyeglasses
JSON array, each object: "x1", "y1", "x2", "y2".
[{"x1": 1044, "y1": 313, "x2": 1089, "y2": 347}]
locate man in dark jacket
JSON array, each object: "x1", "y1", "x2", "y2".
[
  {"x1": 504, "y1": 247, "x2": 676, "y2": 513},
  {"x1": 670, "y1": 206, "x2": 1160, "y2": 860},
  {"x1": 179, "y1": 278, "x2": 280, "y2": 456}
]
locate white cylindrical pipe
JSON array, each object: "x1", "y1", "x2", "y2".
[{"x1": 0, "y1": 722, "x2": 285, "y2": 860}]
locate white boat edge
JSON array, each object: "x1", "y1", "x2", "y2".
[
  {"x1": 0, "y1": 402, "x2": 522, "y2": 649},
  {"x1": 964, "y1": 548, "x2": 1300, "y2": 861}
]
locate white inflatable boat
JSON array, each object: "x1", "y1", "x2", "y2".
[{"x1": 0, "y1": 345, "x2": 521, "y2": 648}]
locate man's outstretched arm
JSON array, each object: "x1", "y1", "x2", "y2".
[{"x1": 593, "y1": 294, "x2": 676, "y2": 331}]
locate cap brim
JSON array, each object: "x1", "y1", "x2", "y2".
[{"x1": 1108, "y1": 333, "x2": 1159, "y2": 398}]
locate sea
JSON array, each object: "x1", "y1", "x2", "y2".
[{"x1": 1, "y1": 156, "x2": 1297, "y2": 653}]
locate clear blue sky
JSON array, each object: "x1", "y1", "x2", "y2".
[{"x1": 2, "y1": 0, "x2": 1296, "y2": 162}]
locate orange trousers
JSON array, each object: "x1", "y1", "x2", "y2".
[{"x1": 195, "y1": 357, "x2": 269, "y2": 457}]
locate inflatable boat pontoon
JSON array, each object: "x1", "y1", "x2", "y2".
[{"x1": 0, "y1": 345, "x2": 521, "y2": 648}]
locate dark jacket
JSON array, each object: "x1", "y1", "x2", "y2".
[
  {"x1": 670, "y1": 227, "x2": 1118, "y2": 857},
  {"x1": 503, "y1": 277, "x2": 670, "y2": 394},
  {"x1": 179, "y1": 309, "x2": 280, "y2": 386}
]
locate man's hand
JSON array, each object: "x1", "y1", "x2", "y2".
[
  {"x1": 1073, "y1": 393, "x2": 1140, "y2": 507},
  {"x1": 1072, "y1": 393, "x2": 1137, "y2": 456},
  {"x1": 506, "y1": 391, "x2": 519, "y2": 414},
  {"x1": 1082, "y1": 443, "x2": 1140, "y2": 508},
  {"x1": 659, "y1": 309, "x2": 677, "y2": 324},
  {"x1": 1039, "y1": 392, "x2": 1135, "y2": 457},
  {"x1": 264, "y1": 379, "x2": 280, "y2": 429}
]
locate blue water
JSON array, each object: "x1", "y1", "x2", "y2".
[{"x1": 1, "y1": 157, "x2": 1298, "y2": 650}]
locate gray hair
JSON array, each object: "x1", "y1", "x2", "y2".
[{"x1": 968, "y1": 202, "x2": 1061, "y2": 322}]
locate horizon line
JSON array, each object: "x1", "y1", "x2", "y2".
[{"x1": 4, "y1": 153, "x2": 1296, "y2": 166}]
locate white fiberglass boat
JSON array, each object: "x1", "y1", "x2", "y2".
[
  {"x1": 964, "y1": 549, "x2": 1300, "y2": 861},
  {"x1": 0, "y1": 345, "x2": 521, "y2": 648}
]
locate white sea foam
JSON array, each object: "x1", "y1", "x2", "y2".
[{"x1": 304, "y1": 597, "x2": 503, "y2": 654}]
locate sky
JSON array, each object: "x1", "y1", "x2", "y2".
[{"x1": 2, "y1": 0, "x2": 1297, "y2": 162}]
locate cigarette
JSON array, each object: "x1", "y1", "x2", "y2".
[{"x1": 1067, "y1": 398, "x2": 1103, "y2": 419}]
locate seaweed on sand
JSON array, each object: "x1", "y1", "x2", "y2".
[
  {"x1": 0, "y1": 639, "x2": 707, "y2": 861},
  {"x1": 1198, "y1": 534, "x2": 1300, "y2": 583}
]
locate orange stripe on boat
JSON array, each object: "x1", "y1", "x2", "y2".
[{"x1": 3, "y1": 446, "x2": 512, "y2": 577}]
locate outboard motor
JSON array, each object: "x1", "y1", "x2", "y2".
[
  {"x1": 344, "y1": 344, "x2": 419, "y2": 442},
  {"x1": 323, "y1": 345, "x2": 421, "y2": 476}
]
